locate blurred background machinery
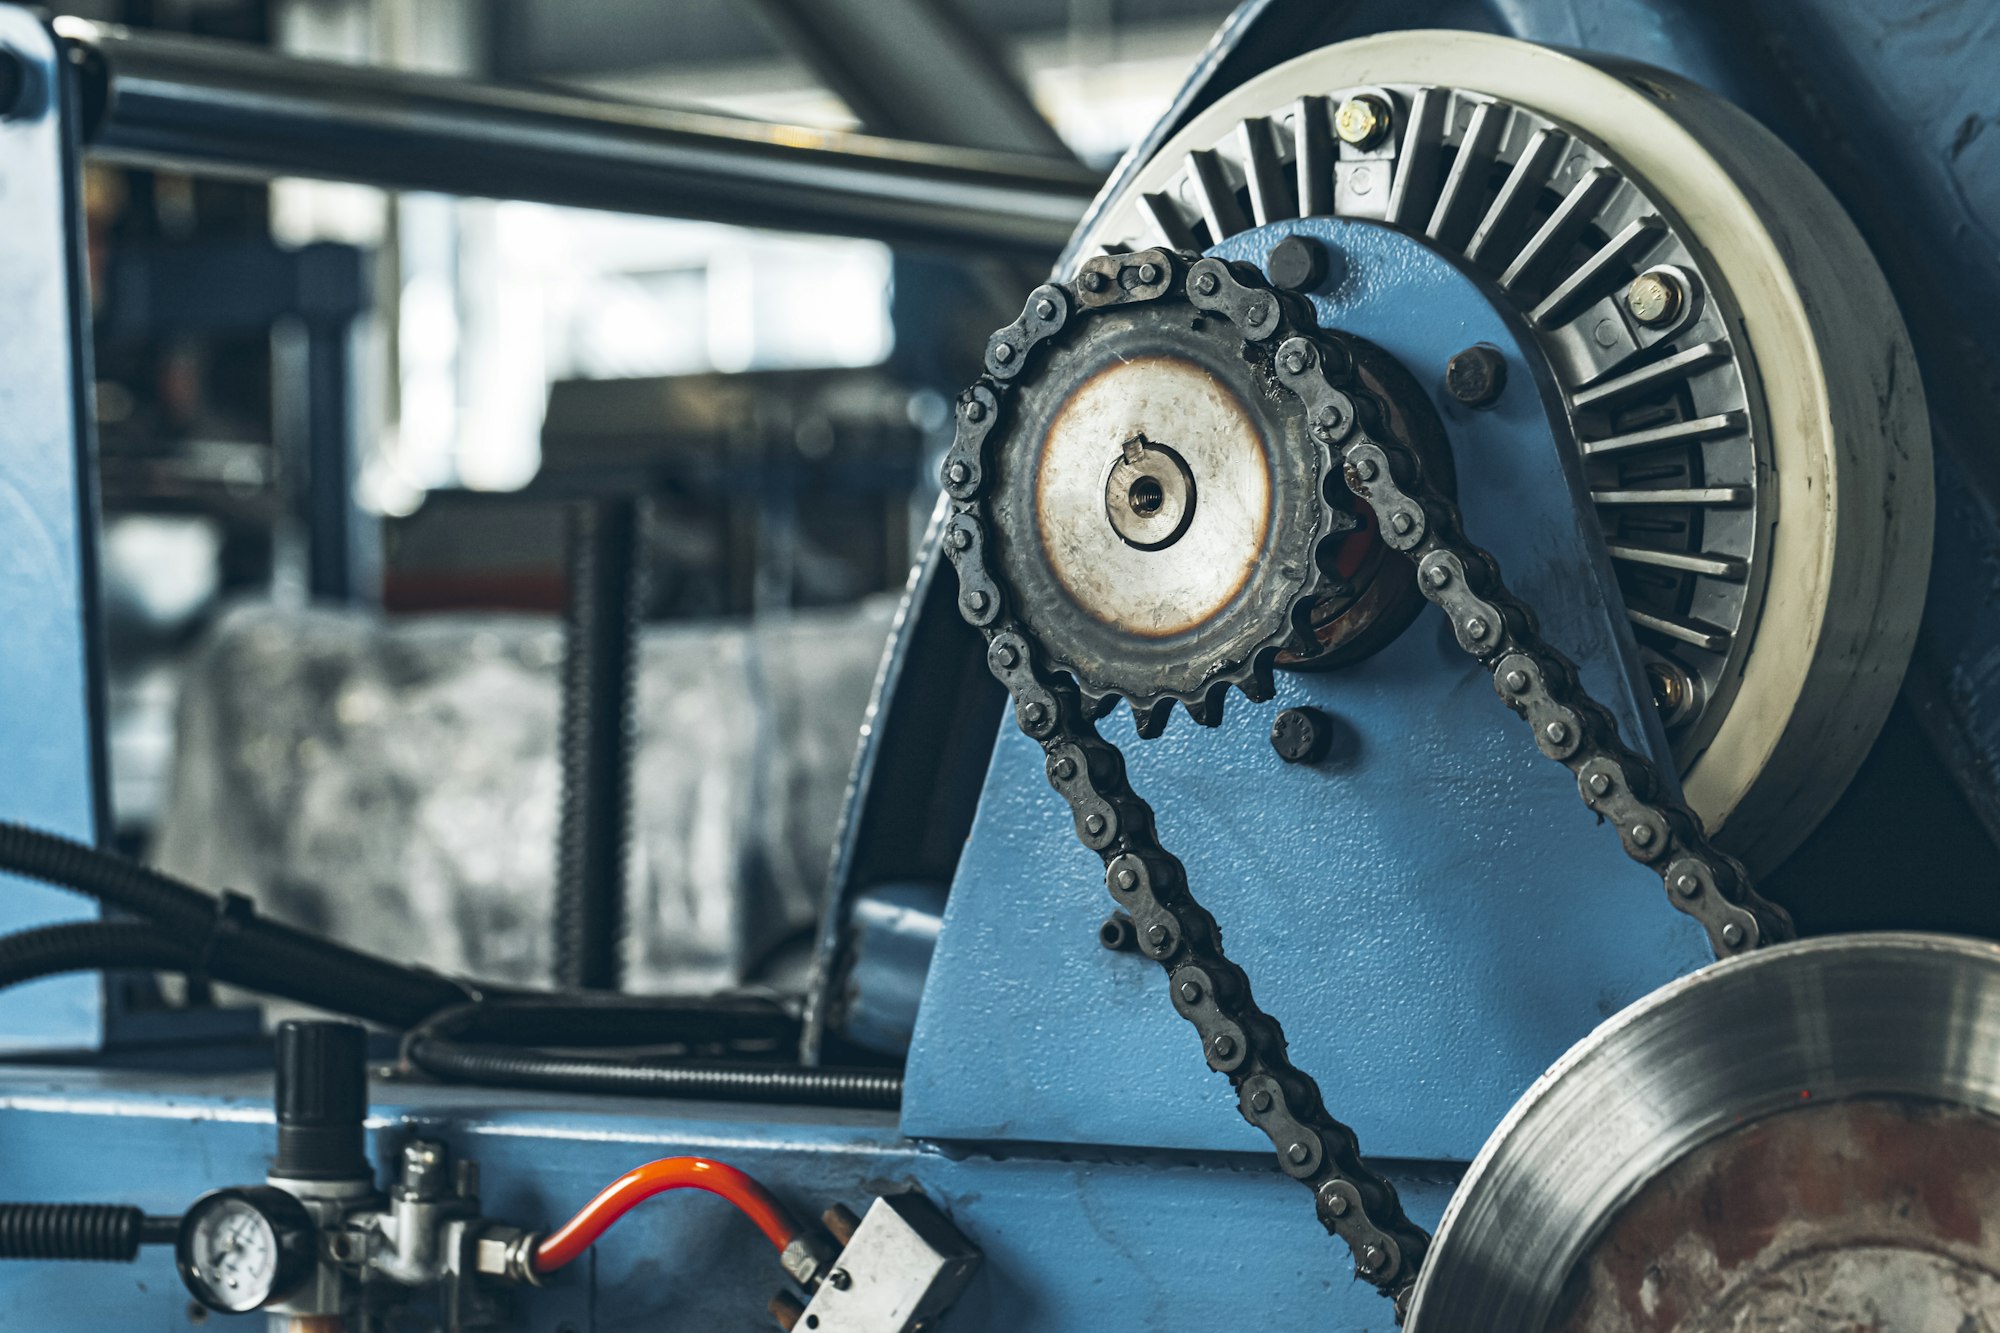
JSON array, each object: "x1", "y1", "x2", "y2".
[{"x1": 0, "y1": 0, "x2": 1998, "y2": 1328}]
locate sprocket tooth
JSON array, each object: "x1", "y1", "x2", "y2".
[
  {"x1": 1236, "y1": 666, "x2": 1277, "y2": 705},
  {"x1": 1082, "y1": 691, "x2": 1119, "y2": 722},
  {"x1": 1185, "y1": 685, "x2": 1229, "y2": 727},
  {"x1": 1132, "y1": 697, "x2": 1174, "y2": 739}
]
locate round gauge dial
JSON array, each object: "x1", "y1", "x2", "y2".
[{"x1": 175, "y1": 1186, "x2": 316, "y2": 1313}]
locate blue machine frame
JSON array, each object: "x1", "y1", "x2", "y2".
[{"x1": 4, "y1": 0, "x2": 2000, "y2": 1328}]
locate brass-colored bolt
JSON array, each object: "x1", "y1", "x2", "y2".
[
  {"x1": 1334, "y1": 95, "x2": 1393, "y2": 149},
  {"x1": 1626, "y1": 269, "x2": 1685, "y2": 327}
]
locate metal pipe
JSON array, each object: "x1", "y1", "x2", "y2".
[{"x1": 56, "y1": 20, "x2": 1100, "y2": 254}]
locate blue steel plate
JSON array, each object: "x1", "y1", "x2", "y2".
[{"x1": 903, "y1": 218, "x2": 1707, "y2": 1161}]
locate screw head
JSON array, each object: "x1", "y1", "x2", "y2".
[
  {"x1": 1266, "y1": 235, "x2": 1331, "y2": 292},
  {"x1": 1270, "y1": 706, "x2": 1335, "y2": 764},
  {"x1": 1445, "y1": 344, "x2": 1507, "y2": 409},
  {"x1": 1334, "y1": 95, "x2": 1392, "y2": 148},
  {"x1": 829, "y1": 1268, "x2": 852, "y2": 1291},
  {"x1": 1192, "y1": 270, "x2": 1219, "y2": 296},
  {"x1": 1137, "y1": 262, "x2": 1161, "y2": 284},
  {"x1": 1626, "y1": 268, "x2": 1685, "y2": 327}
]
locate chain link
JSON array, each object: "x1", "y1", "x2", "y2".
[{"x1": 940, "y1": 247, "x2": 1793, "y2": 1313}]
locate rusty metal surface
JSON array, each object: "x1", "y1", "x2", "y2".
[
  {"x1": 1408, "y1": 934, "x2": 2000, "y2": 1331},
  {"x1": 1552, "y1": 1097, "x2": 2000, "y2": 1332}
]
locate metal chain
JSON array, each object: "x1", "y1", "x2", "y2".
[{"x1": 940, "y1": 246, "x2": 1793, "y2": 1314}]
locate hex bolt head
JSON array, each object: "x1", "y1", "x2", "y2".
[
  {"x1": 1192, "y1": 270, "x2": 1219, "y2": 296},
  {"x1": 1626, "y1": 268, "x2": 1685, "y2": 327},
  {"x1": 1270, "y1": 706, "x2": 1336, "y2": 765},
  {"x1": 1265, "y1": 235, "x2": 1331, "y2": 292},
  {"x1": 1146, "y1": 923, "x2": 1170, "y2": 949},
  {"x1": 1334, "y1": 95, "x2": 1392, "y2": 148},
  {"x1": 1115, "y1": 866, "x2": 1138, "y2": 891},
  {"x1": 1445, "y1": 344, "x2": 1508, "y2": 409}
]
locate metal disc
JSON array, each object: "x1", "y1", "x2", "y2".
[{"x1": 1407, "y1": 933, "x2": 2000, "y2": 1331}]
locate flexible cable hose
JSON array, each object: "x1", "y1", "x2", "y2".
[
  {"x1": 0, "y1": 920, "x2": 194, "y2": 989},
  {"x1": 534, "y1": 1157, "x2": 801, "y2": 1274}
]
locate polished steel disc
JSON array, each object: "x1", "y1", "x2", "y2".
[{"x1": 1407, "y1": 934, "x2": 2000, "y2": 1331}]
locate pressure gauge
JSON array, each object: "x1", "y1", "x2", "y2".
[{"x1": 175, "y1": 1186, "x2": 317, "y2": 1313}]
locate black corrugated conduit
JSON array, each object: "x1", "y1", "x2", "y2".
[{"x1": 0, "y1": 1204, "x2": 177, "y2": 1261}]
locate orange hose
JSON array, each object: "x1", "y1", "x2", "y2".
[{"x1": 533, "y1": 1156, "x2": 802, "y2": 1274}]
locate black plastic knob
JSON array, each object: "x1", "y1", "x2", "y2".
[{"x1": 272, "y1": 1019, "x2": 369, "y2": 1181}]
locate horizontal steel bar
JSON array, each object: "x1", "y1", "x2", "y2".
[{"x1": 56, "y1": 20, "x2": 1101, "y2": 254}]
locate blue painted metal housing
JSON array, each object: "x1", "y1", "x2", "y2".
[
  {"x1": 0, "y1": 1067, "x2": 1455, "y2": 1331},
  {"x1": 903, "y1": 218, "x2": 1709, "y2": 1163},
  {"x1": 0, "y1": 8, "x2": 110, "y2": 1052}
]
